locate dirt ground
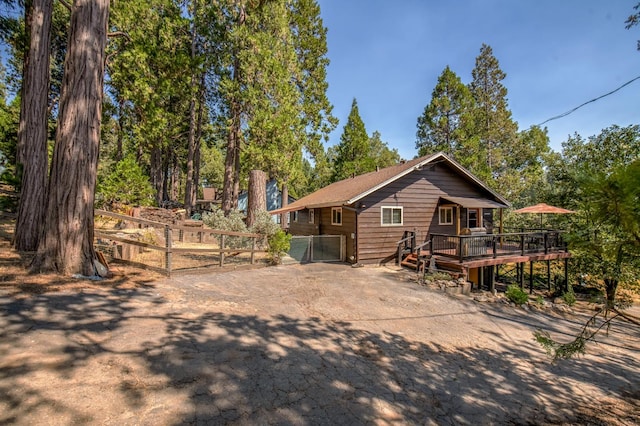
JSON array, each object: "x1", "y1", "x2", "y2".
[{"x1": 1, "y1": 221, "x2": 639, "y2": 425}]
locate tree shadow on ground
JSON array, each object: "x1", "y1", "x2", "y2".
[{"x1": 1, "y1": 287, "x2": 638, "y2": 424}]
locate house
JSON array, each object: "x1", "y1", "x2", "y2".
[
  {"x1": 272, "y1": 152, "x2": 508, "y2": 263},
  {"x1": 271, "y1": 152, "x2": 570, "y2": 290},
  {"x1": 238, "y1": 179, "x2": 296, "y2": 225}
]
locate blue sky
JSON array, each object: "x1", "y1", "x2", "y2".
[{"x1": 317, "y1": 0, "x2": 640, "y2": 160}]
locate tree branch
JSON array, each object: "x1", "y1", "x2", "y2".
[
  {"x1": 58, "y1": 0, "x2": 71, "y2": 12},
  {"x1": 107, "y1": 31, "x2": 131, "y2": 42}
]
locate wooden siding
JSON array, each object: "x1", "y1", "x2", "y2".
[
  {"x1": 356, "y1": 162, "x2": 501, "y2": 264},
  {"x1": 288, "y1": 208, "x2": 320, "y2": 236},
  {"x1": 289, "y1": 207, "x2": 355, "y2": 261}
]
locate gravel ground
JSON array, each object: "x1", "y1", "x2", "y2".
[{"x1": 1, "y1": 262, "x2": 639, "y2": 425}]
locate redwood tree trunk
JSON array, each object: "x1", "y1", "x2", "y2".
[
  {"x1": 13, "y1": 0, "x2": 52, "y2": 251},
  {"x1": 246, "y1": 169, "x2": 266, "y2": 228},
  {"x1": 32, "y1": 0, "x2": 109, "y2": 276}
]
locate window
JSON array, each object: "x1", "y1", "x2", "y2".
[
  {"x1": 292, "y1": 211, "x2": 299, "y2": 223},
  {"x1": 331, "y1": 207, "x2": 342, "y2": 225},
  {"x1": 467, "y1": 209, "x2": 480, "y2": 228},
  {"x1": 439, "y1": 206, "x2": 453, "y2": 225},
  {"x1": 381, "y1": 206, "x2": 403, "y2": 226},
  {"x1": 308, "y1": 209, "x2": 315, "y2": 224}
]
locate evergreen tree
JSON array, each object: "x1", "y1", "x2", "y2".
[
  {"x1": 13, "y1": 0, "x2": 52, "y2": 251},
  {"x1": 33, "y1": 0, "x2": 110, "y2": 275},
  {"x1": 467, "y1": 44, "x2": 518, "y2": 186},
  {"x1": 416, "y1": 66, "x2": 473, "y2": 157},
  {"x1": 332, "y1": 98, "x2": 370, "y2": 181},
  {"x1": 214, "y1": 0, "x2": 335, "y2": 214},
  {"x1": 369, "y1": 131, "x2": 401, "y2": 169}
]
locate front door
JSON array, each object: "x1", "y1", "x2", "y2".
[{"x1": 467, "y1": 208, "x2": 481, "y2": 228}]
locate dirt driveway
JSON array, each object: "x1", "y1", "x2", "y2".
[{"x1": 1, "y1": 263, "x2": 639, "y2": 425}]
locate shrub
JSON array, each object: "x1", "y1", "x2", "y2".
[
  {"x1": 562, "y1": 285, "x2": 577, "y2": 306},
  {"x1": 96, "y1": 155, "x2": 155, "y2": 208},
  {"x1": 248, "y1": 210, "x2": 280, "y2": 238},
  {"x1": 267, "y1": 229, "x2": 291, "y2": 265},
  {"x1": 505, "y1": 284, "x2": 529, "y2": 305},
  {"x1": 204, "y1": 207, "x2": 249, "y2": 249}
]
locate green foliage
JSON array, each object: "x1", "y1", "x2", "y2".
[
  {"x1": 202, "y1": 206, "x2": 247, "y2": 233},
  {"x1": 505, "y1": 285, "x2": 529, "y2": 305},
  {"x1": 562, "y1": 285, "x2": 576, "y2": 306},
  {"x1": 423, "y1": 271, "x2": 454, "y2": 282},
  {"x1": 332, "y1": 98, "x2": 371, "y2": 181},
  {"x1": 96, "y1": 155, "x2": 155, "y2": 208},
  {"x1": 248, "y1": 210, "x2": 280, "y2": 238},
  {"x1": 267, "y1": 229, "x2": 291, "y2": 265},
  {"x1": 467, "y1": 44, "x2": 519, "y2": 188},
  {"x1": 625, "y1": 2, "x2": 640, "y2": 51},
  {"x1": 416, "y1": 65, "x2": 473, "y2": 157}
]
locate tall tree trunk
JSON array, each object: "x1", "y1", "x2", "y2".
[
  {"x1": 183, "y1": 1, "x2": 199, "y2": 217},
  {"x1": 193, "y1": 82, "x2": 205, "y2": 205},
  {"x1": 14, "y1": 0, "x2": 53, "y2": 251},
  {"x1": 150, "y1": 144, "x2": 163, "y2": 206},
  {"x1": 170, "y1": 151, "x2": 179, "y2": 201},
  {"x1": 221, "y1": 6, "x2": 245, "y2": 216},
  {"x1": 246, "y1": 169, "x2": 266, "y2": 228},
  {"x1": 32, "y1": 0, "x2": 109, "y2": 276},
  {"x1": 280, "y1": 181, "x2": 288, "y2": 229}
]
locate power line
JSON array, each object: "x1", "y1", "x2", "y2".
[{"x1": 533, "y1": 75, "x2": 640, "y2": 128}]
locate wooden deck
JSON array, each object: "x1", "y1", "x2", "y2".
[
  {"x1": 398, "y1": 230, "x2": 571, "y2": 275},
  {"x1": 427, "y1": 231, "x2": 570, "y2": 277}
]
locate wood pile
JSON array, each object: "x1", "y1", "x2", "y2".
[{"x1": 136, "y1": 207, "x2": 186, "y2": 224}]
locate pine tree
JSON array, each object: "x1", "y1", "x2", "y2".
[
  {"x1": 332, "y1": 98, "x2": 370, "y2": 181},
  {"x1": 416, "y1": 66, "x2": 473, "y2": 157},
  {"x1": 467, "y1": 44, "x2": 518, "y2": 185}
]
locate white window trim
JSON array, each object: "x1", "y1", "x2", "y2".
[
  {"x1": 439, "y1": 206, "x2": 453, "y2": 225},
  {"x1": 381, "y1": 206, "x2": 403, "y2": 226},
  {"x1": 308, "y1": 208, "x2": 314, "y2": 224},
  {"x1": 331, "y1": 207, "x2": 342, "y2": 226}
]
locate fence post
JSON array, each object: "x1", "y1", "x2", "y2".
[
  {"x1": 165, "y1": 225, "x2": 172, "y2": 277},
  {"x1": 544, "y1": 232, "x2": 548, "y2": 254},
  {"x1": 219, "y1": 234, "x2": 226, "y2": 266},
  {"x1": 250, "y1": 237, "x2": 256, "y2": 264},
  {"x1": 520, "y1": 234, "x2": 525, "y2": 255}
]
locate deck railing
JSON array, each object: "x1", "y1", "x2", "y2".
[{"x1": 430, "y1": 230, "x2": 567, "y2": 262}]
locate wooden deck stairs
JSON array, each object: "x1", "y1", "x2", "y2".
[{"x1": 400, "y1": 252, "x2": 434, "y2": 272}]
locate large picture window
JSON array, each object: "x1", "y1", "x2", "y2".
[
  {"x1": 331, "y1": 207, "x2": 342, "y2": 225},
  {"x1": 381, "y1": 206, "x2": 403, "y2": 226},
  {"x1": 439, "y1": 206, "x2": 453, "y2": 225}
]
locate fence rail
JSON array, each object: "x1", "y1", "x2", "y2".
[{"x1": 94, "y1": 209, "x2": 267, "y2": 276}]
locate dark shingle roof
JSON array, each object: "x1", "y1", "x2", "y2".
[{"x1": 272, "y1": 152, "x2": 509, "y2": 214}]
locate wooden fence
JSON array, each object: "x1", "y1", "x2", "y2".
[{"x1": 94, "y1": 209, "x2": 268, "y2": 276}]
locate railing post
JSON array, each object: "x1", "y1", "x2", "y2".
[
  {"x1": 459, "y1": 236, "x2": 464, "y2": 263},
  {"x1": 397, "y1": 243, "x2": 402, "y2": 265},
  {"x1": 520, "y1": 234, "x2": 525, "y2": 255},
  {"x1": 544, "y1": 232, "x2": 548, "y2": 254},
  {"x1": 492, "y1": 235, "x2": 497, "y2": 258},
  {"x1": 165, "y1": 225, "x2": 172, "y2": 277},
  {"x1": 429, "y1": 235, "x2": 434, "y2": 256}
]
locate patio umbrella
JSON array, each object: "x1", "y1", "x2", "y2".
[{"x1": 513, "y1": 203, "x2": 575, "y2": 227}]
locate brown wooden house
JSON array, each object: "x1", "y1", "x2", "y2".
[{"x1": 272, "y1": 152, "x2": 510, "y2": 264}]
